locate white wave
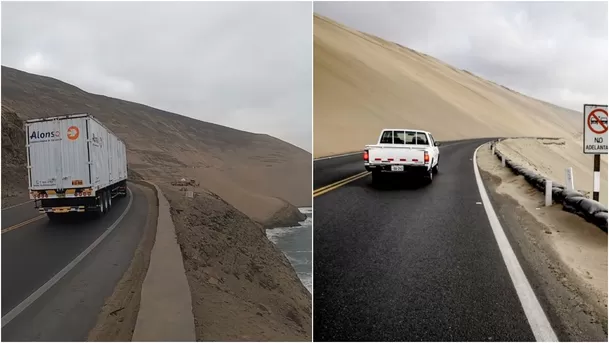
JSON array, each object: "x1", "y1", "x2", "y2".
[
  {"x1": 286, "y1": 255, "x2": 311, "y2": 266},
  {"x1": 266, "y1": 226, "x2": 303, "y2": 243},
  {"x1": 298, "y1": 207, "x2": 313, "y2": 215},
  {"x1": 298, "y1": 272, "x2": 312, "y2": 294}
]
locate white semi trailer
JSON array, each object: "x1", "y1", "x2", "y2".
[{"x1": 25, "y1": 114, "x2": 128, "y2": 220}]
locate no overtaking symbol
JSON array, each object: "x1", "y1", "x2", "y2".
[{"x1": 588, "y1": 108, "x2": 608, "y2": 135}]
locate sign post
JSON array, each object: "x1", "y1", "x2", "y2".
[{"x1": 583, "y1": 104, "x2": 608, "y2": 202}]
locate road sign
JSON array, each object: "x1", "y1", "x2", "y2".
[{"x1": 583, "y1": 104, "x2": 608, "y2": 154}]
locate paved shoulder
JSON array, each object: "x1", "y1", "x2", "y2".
[{"x1": 133, "y1": 183, "x2": 195, "y2": 341}]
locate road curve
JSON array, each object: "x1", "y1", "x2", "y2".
[
  {"x1": 1, "y1": 182, "x2": 153, "y2": 341},
  {"x1": 313, "y1": 138, "x2": 548, "y2": 341}
]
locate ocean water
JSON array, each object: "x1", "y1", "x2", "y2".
[{"x1": 266, "y1": 207, "x2": 312, "y2": 294}]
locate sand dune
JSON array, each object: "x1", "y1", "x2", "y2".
[{"x1": 314, "y1": 14, "x2": 585, "y2": 157}]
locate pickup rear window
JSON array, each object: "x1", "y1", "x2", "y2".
[{"x1": 379, "y1": 130, "x2": 429, "y2": 145}]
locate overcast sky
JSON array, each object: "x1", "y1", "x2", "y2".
[
  {"x1": 2, "y1": 1, "x2": 312, "y2": 152},
  {"x1": 315, "y1": 1, "x2": 608, "y2": 112}
]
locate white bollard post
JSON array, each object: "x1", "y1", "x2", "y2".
[
  {"x1": 545, "y1": 180, "x2": 553, "y2": 207},
  {"x1": 492, "y1": 145, "x2": 495, "y2": 155},
  {"x1": 565, "y1": 167, "x2": 574, "y2": 192},
  {"x1": 501, "y1": 155, "x2": 506, "y2": 167}
]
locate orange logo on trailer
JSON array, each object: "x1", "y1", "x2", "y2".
[{"x1": 67, "y1": 126, "x2": 80, "y2": 140}]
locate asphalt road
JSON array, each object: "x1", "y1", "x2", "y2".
[
  {"x1": 1, "y1": 182, "x2": 151, "y2": 341},
  {"x1": 1, "y1": 200, "x2": 40, "y2": 231},
  {"x1": 313, "y1": 138, "x2": 542, "y2": 341}
]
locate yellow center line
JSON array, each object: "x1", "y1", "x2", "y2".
[
  {"x1": 314, "y1": 171, "x2": 371, "y2": 198},
  {"x1": 314, "y1": 171, "x2": 370, "y2": 193},
  {"x1": 2, "y1": 214, "x2": 46, "y2": 234}
]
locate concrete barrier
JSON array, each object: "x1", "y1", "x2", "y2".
[
  {"x1": 132, "y1": 181, "x2": 196, "y2": 341},
  {"x1": 491, "y1": 139, "x2": 608, "y2": 232}
]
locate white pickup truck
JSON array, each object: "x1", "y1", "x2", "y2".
[{"x1": 364, "y1": 129, "x2": 440, "y2": 184}]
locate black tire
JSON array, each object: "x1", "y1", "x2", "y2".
[
  {"x1": 371, "y1": 171, "x2": 382, "y2": 186},
  {"x1": 106, "y1": 190, "x2": 112, "y2": 212},
  {"x1": 47, "y1": 212, "x2": 59, "y2": 222},
  {"x1": 100, "y1": 192, "x2": 107, "y2": 215},
  {"x1": 424, "y1": 168, "x2": 433, "y2": 184},
  {"x1": 119, "y1": 181, "x2": 127, "y2": 198}
]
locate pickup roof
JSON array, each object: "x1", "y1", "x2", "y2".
[{"x1": 364, "y1": 129, "x2": 440, "y2": 184}]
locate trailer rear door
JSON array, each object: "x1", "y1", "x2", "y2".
[{"x1": 27, "y1": 117, "x2": 91, "y2": 190}]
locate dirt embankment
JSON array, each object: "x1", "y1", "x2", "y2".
[
  {"x1": 1, "y1": 105, "x2": 28, "y2": 205},
  {"x1": 163, "y1": 186, "x2": 312, "y2": 341},
  {"x1": 313, "y1": 13, "x2": 581, "y2": 157}
]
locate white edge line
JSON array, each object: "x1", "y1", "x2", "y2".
[
  {"x1": 1, "y1": 188, "x2": 134, "y2": 328},
  {"x1": 2, "y1": 200, "x2": 34, "y2": 211},
  {"x1": 473, "y1": 144, "x2": 557, "y2": 342}
]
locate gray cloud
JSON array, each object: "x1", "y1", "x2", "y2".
[
  {"x1": 2, "y1": 1, "x2": 312, "y2": 151},
  {"x1": 315, "y1": 1, "x2": 608, "y2": 112}
]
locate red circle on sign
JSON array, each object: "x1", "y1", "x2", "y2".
[{"x1": 587, "y1": 109, "x2": 608, "y2": 134}]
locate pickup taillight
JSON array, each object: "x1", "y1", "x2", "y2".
[
  {"x1": 424, "y1": 151, "x2": 430, "y2": 163},
  {"x1": 363, "y1": 150, "x2": 369, "y2": 162}
]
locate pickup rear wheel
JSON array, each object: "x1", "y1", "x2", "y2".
[
  {"x1": 424, "y1": 168, "x2": 433, "y2": 184},
  {"x1": 371, "y1": 171, "x2": 382, "y2": 186},
  {"x1": 433, "y1": 161, "x2": 439, "y2": 174}
]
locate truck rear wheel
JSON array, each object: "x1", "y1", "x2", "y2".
[
  {"x1": 47, "y1": 212, "x2": 59, "y2": 222},
  {"x1": 107, "y1": 190, "x2": 112, "y2": 211},
  {"x1": 120, "y1": 181, "x2": 128, "y2": 198},
  {"x1": 98, "y1": 192, "x2": 106, "y2": 216}
]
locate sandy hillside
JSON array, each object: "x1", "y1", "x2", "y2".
[
  {"x1": 314, "y1": 14, "x2": 584, "y2": 158},
  {"x1": 1, "y1": 66, "x2": 311, "y2": 225}
]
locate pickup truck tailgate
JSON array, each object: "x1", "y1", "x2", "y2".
[{"x1": 367, "y1": 145, "x2": 427, "y2": 164}]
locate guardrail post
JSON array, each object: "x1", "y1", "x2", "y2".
[
  {"x1": 593, "y1": 155, "x2": 601, "y2": 202},
  {"x1": 501, "y1": 155, "x2": 506, "y2": 167},
  {"x1": 545, "y1": 180, "x2": 553, "y2": 207},
  {"x1": 565, "y1": 167, "x2": 574, "y2": 191}
]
